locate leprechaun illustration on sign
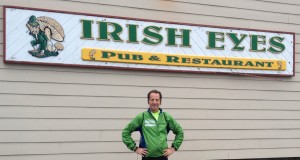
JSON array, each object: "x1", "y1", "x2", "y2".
[{"x1": 26, "y1": 15, "x2": 65, "y2": 58}]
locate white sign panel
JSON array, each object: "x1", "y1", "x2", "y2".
[{"x1": 4, "y1": 6, "x2": 295, "y2": 76}]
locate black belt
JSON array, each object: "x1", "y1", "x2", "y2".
[{"x1": 142, "y1": 156, "x2": 168, "y2": 160}]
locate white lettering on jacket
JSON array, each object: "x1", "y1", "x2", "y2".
[{"x1": 144, "y1": 119, "x2": 156, "y2": 127}]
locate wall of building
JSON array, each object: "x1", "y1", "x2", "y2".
[{"x1": 0, "y1": 0, "x2": 300, "y2": 159}]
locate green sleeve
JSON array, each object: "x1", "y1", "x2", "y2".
[
  {"x1": 122, "y1": 112, "x2": 143, "y2": 151},
  {"x1": 165, "y1": 112, "x2": 184, "y2": 151}
]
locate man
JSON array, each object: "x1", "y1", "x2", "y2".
[
  {"x1": 26, "y1": 15, "x2": 59, "y2": 58},
  {"x1": 122, "y1": 90, "x2": 184, "y2": 160}
]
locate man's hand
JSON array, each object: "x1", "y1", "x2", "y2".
[
  {"x1": 163, "y1": 147, "x2": 175, "y2": 157},
  {"x1": 135, "y1": 148, "x2": 148, "y2": 157}
]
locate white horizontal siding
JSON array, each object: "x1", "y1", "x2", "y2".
[
  {"x1": 254, "y1": 0, "x2": 300, "y2": 5},
  {"x1": 1, "y1": 149, "x2": 300, "y2": 160},
  {"x1": 1, "y1": 0, "x2": 300, "y2": 160},
  {"x1": 2, "y1": 139, "x2": 300, "y2": 155},
  {"x1": 2, "y1": 94, "x2": 300, "y2": 111},
  {"x1": 1, "y1": 81, "x2": 300, "y2": 101},
  {"x1": 1, "y1": 119, "x2": 300, "y2": 131},
  {"x1": 1, "y1": 64, "x2": 300, "y2": 89},
  {"x1": 1, "y1": 106, "x2": 300, "y2": 120},
  {"x1": 2, "y1": 130, "x2": 300, "y2": 143},
  {"x1": 170, "y1": 0, "x2": 300, "y2": 15},
  {"x1": 0, "y1": 154, "x2": 138, "y2": 160}
]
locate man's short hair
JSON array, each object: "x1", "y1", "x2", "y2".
[{"x1": 147, "y1": 90, "x2": 162, "y2": 103}]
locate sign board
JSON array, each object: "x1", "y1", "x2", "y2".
[{"x1": 3, "y1": 6, "x2": 295, "y2": 76}]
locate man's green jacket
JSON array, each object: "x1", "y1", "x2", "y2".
[{"x1": 122, "y1": 108, "x2": 184, "y2": 157}]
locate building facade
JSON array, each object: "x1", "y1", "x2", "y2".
[{"x1": 0, "y1": 0, "x2": 300, "y2": 160}]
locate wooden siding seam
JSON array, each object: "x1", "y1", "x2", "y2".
[
  {"x1": 164, "y1": 0, "x2": 300, "y2": 16},
  {"x1": 29, "y1": 0, "x2": 299, "y2": 25},
  {"x1": 2, "y1": 68, "x2": 298, "y2": 82},
  {"x1": 2, "y1": 128, "x2": 300, "y2": 131},
  {"x1": 1, "y1": 118, "x2": 300, "y2": 121},
  {"x1": 0, "y1": 66, "x2": 298, "y2": 82},
  {"x1": 2, "y1": 138, "x2": 300, "y2": 143},
  {"x1": 253, "y1": 0, "x2": 300, "y2": 6},
  {"x1": 2, "y1": 93, "x2": 300, "y2": 102},
  {"x1": 64, "y1": 0, "x2": 300, "y2": 16},
  {"x1": 1, "y1": 147, "x2": 300, "y2": 156},
  {"x1": 2, "y1": 104, "x2": 300, "y2": 111},
  {"x1": 2, "y1": 80, "x2": 300, "y2": 92}
]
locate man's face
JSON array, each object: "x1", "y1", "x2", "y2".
[
  {"x1": 148, "y1": 93, "x2": 161, "y2": 112},
  {"x1": 28, "y1": 25, "x2": 40, "y2": 35}
]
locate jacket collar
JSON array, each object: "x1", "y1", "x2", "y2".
[{"x1": 147, "y1": 108, "x2": 163, "y2": 114}]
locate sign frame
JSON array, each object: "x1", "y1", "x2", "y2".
[{"x1": 3, "y1": 5, "x2": 296, "y2": 77}]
